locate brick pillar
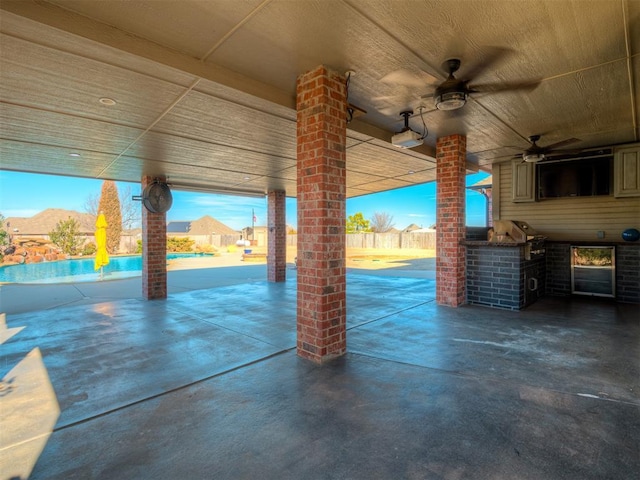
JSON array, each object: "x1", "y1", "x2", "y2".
[
  {"x1": 141, "y1": 175, "x2": 167, "y2": 300},
  {"x1": 436, "y1": 135, "x2": 466, "y2": 307},
  {"x1": 296, "y1": 65, "x2": 347, "y2": 363},
  {"x1": 485, "y1": 188, "x2": 493, "y2": 227},
  {"x1": 267, "y1": 190, "x2": 287, "y2": 282}
]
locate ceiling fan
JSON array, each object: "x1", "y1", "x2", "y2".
[
  {"x1": 378, "y1": 48, "x2": 539, "y2": 113},
  {"x1": 516, "y1": 135, "x2": 582, "y2": 163},
  {"x1": 422, "y1": 57, "x2": 539, "y2": 111}
]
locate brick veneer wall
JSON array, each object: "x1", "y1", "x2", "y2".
[
  {"x1": 267, "y1": 190, "x2": 286, "y2": 282},
  {"x1": 296, "y1": 66, "x2": 347, "y2": 363},
  {"x1": 486, "y1": 190, "x2": 493, "y2": 227},
  {"x1": 617, "y1": 245, "x2": 640, "y2": 303},
  {"x1": 466, "y1": 227, "x2": 491, "y2": 241},
  {"x1": 141, "y1": 175, "x2": 167, "y2": 300},
  {"x1": 436, "y1": 135, "x2": 466, "y2": 307},
  {"x1": 466, "y1": 244, "x2": 545, "y2": 310},
  {"x1": 545, "y1": 243, "x2": 572, "y2": 297}
]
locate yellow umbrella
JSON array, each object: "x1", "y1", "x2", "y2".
[{"x1": 94, "y1": 213, "x2": 109, "y2": 278}]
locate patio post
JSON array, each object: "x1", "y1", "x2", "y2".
[
  {"x1": 267, "y1": 189, "x2": 287, "y2": 282},
  {"x1": 436, "y1": 135, "x2": 467, "y2": 307},
  {"x1": 141, "y1": 175, "x2": 167, "y2": 300},
  {"x1": 295, "y1": 65, "x2": 347, "y2": 363}
]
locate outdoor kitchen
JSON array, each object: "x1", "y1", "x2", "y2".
[
  {"x1": 464, "y1": 220, "x2": 640, "y2": 311},
  {"x1": 464, "y1": 220, "x2": 547, "y2": 310}
]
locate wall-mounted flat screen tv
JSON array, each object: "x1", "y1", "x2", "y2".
[{"x1": 537, "y1": 150, "x2": 612, "y2": 199}]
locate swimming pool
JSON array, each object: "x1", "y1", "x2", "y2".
[{"x1": 0, "y1": 253, "x2": 205, "y2": 284}]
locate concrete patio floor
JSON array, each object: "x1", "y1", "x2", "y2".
[{"x1": 1, "y1": 265, "x2": 638, "y2": 479}]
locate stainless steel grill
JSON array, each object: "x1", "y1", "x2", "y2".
[{"x1": 489, "y1": 220, "x2": 546, "y2": 259}]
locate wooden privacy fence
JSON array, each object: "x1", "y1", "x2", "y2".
[
  {"x1": 188, "y1": 234, "x2": 243, "y2": 248},
  {"x1": 119, "y1": 234, "x2": 242, "y2": 252},
  {"x1": 120, "y1": 232, "x2": 437, "y2": 252},
  {"x1": 286, "y1": 232, "x2": 436, "y2": 250}
]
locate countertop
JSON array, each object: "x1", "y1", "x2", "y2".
[{"x1": 462, "y1": 239, "x2": 639, "y2": 247}]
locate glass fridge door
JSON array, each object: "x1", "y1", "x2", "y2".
[{"x1": 571, "y1": 246, "x2": 615, "y2": 297}]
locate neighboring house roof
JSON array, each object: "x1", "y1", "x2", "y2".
[
  {"x1": 5, "y1": 208, "x2": 95, "y2": 235},
  {"x1": 166, "y1": 221, "x2": 191, "y2": 233},
  {"x1": 468, "y1": 175, "x2": 493, "y2": 191},
  {"x1": 402, "y1": 223, "x2": 422, "y2": 233},
  {"x1": 167, "y1": 215, "x2": 238, "y2": 236}
]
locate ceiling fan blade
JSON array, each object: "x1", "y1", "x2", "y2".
[
  {"x1": 380, "y1": 68, "x2": 439, "y2": 88},
  {"x1": 379, "y1": 106, "x2": 400, "y2": 116},
  {"x1": 467, "y1": 79, "x2": 541, "y2": 94},
  {"x1": 543, "y1": 137, "x2": 581, "y2": 151},
  {"x1": 460, "y1": 46, "x2": 513, "y2": 81},
  {"x1": 371, "y1": 95, "x2": 399, "y2": 102}
]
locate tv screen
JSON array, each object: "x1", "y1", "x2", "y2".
[{"x1": 537, "y1": 155, "x2": 612, "y2": 199}]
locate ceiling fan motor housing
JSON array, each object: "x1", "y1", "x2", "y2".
[
  {"x1": 434, "y1": 64, "x2": 468, "y2": 110},
  {"x1": 435, "y1": 89, "x2": 467, "y2": 110}
]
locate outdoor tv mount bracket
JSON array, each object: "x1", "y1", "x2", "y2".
[{"x1": 132, "y1": 179, "x2": 173, "y2": 213}]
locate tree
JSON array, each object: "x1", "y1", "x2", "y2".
[
  {"x1": 97, "y1": 181, "x2": 123, "y2": 254},
  {"x1": 346, "y1": 212, "x2": 371, "y2": 233},
  {"x1": 49, "y1": 217, "x2": 84, "y2": 255},
  {"x1": 86, "y1": 183, "x2": 139, "y2": 231},
  {"x1": 370, "y1": 211, "x2": 395, "y2": 233},
  {"x1": 0, "y1": 213, "x2": 9, "y2": 246}
]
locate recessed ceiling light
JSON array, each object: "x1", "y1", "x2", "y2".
[
  {"x1": 244, "y1": 177, "x2": 250, "y2": 180},
  {"x1": 69, "y1": 152, "x2": 80, "y2": 157},
  {"x1": 408, "y1": 170, "x2": 415, "y2": 174},
  {"x1": 99, "y1": 97, "x2": 117, "y2": 106}
]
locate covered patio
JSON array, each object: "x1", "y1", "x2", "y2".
[
  {"x1": 2, "y1": 267, "x2": 638, "y2": 479},
  {"x1": 1, "y1": 1, "x2": 639, "y2": 478}
]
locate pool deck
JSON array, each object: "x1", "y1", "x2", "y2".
[{"x1": 0, "y1": 252, "x2": 436, "y2": 315}]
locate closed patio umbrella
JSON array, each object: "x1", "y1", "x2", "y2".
[{"x1": 94, "y1": 212, "x2": 109, "y2": 279}]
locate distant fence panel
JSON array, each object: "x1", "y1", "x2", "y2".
[
  {"x1": 286, "y1": 233, "x2": 436, "y2": 250},
  {"x1": 120, "y1": 233, "x2": 436, "y2": 252},
  {"x1": 398, "y1": 232, "x2": 437, "y2": 250},
  {"x1": 165, "y1": 234, "x2": 241, "y2": 248}
]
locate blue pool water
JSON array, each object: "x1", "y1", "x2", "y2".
[{"x1": 0, "y1": 253, "x2": 205, "y2": 284}]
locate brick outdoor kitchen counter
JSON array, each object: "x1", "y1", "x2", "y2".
[
  {"x1": 463, "y1": 240, "x2": 640, "y2": 309},
  {"x1": 463, "y1": 242, "x2": 544, "y2": 311}
]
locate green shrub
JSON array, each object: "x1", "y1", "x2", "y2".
[
  {"x1": 83, "y1": 242, "x2": 97, "y2": 256},
  {"x1": 195, "y1": 243, "x2": 217, "y2": 254},
  {"x1": 49, "y1": 218, "x2": 84, "y2": 255},
  {"x1": 167, "y1": 236, "x2": 194, "y2": 252}
]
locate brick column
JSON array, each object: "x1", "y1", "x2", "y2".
[
  {"x1": 141, "y1": 175, "x2": 167, "y2": 300},
  {"x1": 485, "y1": 188, "x2": 493, "y2": 227},
  {"x1": 296, "y1": 65, "x2": 347, "y2": 363},
  {"x1": 267, "y1": 190, "x2": 287, "y2": 282},
  {"x1": 436, "y1": 135, "x2": 466, "y2": 307}
]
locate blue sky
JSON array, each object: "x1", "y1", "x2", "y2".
[{"x1": 0, "y1": 170, "x2": 490, "y2": 231}]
